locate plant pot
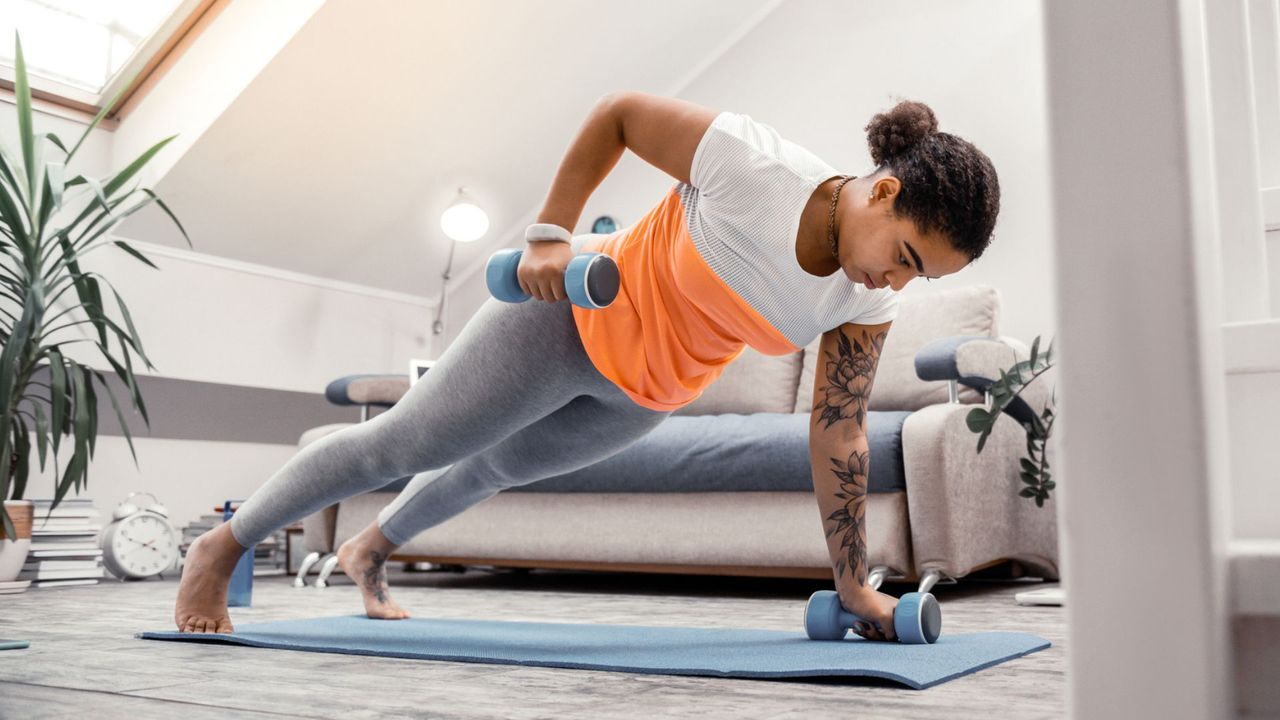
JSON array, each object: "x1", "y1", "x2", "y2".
[{"x1": 0, "y1": 500, "x2": 34, "y2": 583}]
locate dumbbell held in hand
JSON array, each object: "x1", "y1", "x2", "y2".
[
  {"x1": 485, "y1": 248, "x2": 620, "y2": 309},
  {"x1": 803, "y1": 589, "x2": 942, "y2": 644}
]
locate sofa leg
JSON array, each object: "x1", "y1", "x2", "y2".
[
  {"x1": 314, "y1": 553, "x2": 340, "y2": 589},
  {"x1": 292, "y1": 551, "x2": 322, "y2": 588},
  {"x1": 868, "y1": 565, "x2": 890, "y2": 591},
  {"x1": 917, "y1": 569, "x2": 959, "y2": 595}
]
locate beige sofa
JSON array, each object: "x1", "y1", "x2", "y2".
[{"x1": 297, "y1": 284, "x2": 1059, "y2": 593}]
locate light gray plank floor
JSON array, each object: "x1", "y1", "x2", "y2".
[{"x1": 0, "y1": 566, "x2": 1066, "y2": 719}]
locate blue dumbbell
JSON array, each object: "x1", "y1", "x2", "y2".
[
  {"x1": 803, "y1": 589, "x2": 941, "y2": 644},
  {"x1": 485, "y1": 248, "x2": 620, "y2": 309}
]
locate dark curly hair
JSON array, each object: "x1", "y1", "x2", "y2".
[{"x1": 864, "y1": 100, "x2": 1000, "y2": 262}]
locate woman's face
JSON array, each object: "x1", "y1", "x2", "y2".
[{"x1": 835, "y1": 175, "x2": 971, "y2": 292}]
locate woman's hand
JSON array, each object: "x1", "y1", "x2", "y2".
[
  {"x1": 838, "y1": 587, "x2": 900, "y2": 642},
  {"x1": 517, "y1": 242, "x2": 575, "y2": 303}
]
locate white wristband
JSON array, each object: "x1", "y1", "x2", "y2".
[{"x1": 525, "y1": 223, "x2": 572, "y2": 244}]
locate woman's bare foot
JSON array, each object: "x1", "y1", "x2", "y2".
[
  {"x1": 174, "y1": 521, "x2": 246, "y2": 634},
  {"x1": 336, "y1": 523, "x2": 410, "y2": 620}
]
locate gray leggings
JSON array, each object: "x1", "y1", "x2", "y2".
[{"x1": 229, "y1": 295, "x2": 671, "y2": 548}]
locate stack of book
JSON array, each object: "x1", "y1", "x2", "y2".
[
  {"x1": 19, "y1": 499, "x2": 105, "y2": 588},
  {"x1": 180, "y1": 506, "x2": 286, "y2": 577}
]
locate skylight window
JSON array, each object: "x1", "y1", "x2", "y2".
[{"x1": 0, "y1": 0, "x2": 201, "y2": 111}]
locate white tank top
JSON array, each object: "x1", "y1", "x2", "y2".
[{"x1": 680, "y1": 111, "x2": 899, "y2": 348}]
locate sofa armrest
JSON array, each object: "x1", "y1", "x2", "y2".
[
  {"x1": 913, "y1": 335, "x2": 1052, "y2": 427},
  {"x1": 324, "y1": 374, "x2": 411, "y2": 407},
  {"x1": 901, "y1": 402, "x2": 1060, "y2": 581}
]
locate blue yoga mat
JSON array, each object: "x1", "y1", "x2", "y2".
[{"x1": 138, "y1": 615, "x2": 1049, "y2": 690}]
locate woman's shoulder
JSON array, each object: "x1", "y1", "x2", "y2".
[{"x1": 696, "y1": 111, "x2": 837, "y2": 193}]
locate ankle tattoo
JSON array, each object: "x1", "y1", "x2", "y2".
[{"x1": 362, "y1": 550, "x2": 389, "y2": 603}]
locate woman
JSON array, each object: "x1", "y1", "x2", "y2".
[{"x1": 174, "y1": 92, "x2": 998, "y2": 643}]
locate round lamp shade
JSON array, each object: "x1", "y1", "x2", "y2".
[{"x1": 440, "y1": 202, "x2": 489, "y2": 243}]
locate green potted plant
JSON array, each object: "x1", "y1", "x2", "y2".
[
  {"x1": 0, "y1": 33, "x2": 189, "y2": 581},
  {"x1": 964, "y1": 336, "x2": 1057, "y2": 507}
]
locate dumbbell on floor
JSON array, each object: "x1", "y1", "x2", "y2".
[
  {"x1": 803, "y1": 589, "x2": 942, "y2": 644},
  {"x1": 486, "y1": 248, "x2": 620, "y2": 309}
]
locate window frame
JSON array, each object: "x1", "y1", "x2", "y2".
[{"x1": 0, "y1": 0, "x2": 222, "y2": 126}]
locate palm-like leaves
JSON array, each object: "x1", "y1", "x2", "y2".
[{"x1": 0, "y1": 33, "x2": 189, "y2": 538}]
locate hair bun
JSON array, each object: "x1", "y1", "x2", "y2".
[{"x1": 865, "y1": 100, "x2": 939, "y2": 166}]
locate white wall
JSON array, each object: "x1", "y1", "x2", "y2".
[
  {"x1": 1270, "y1": 231, "x2": 1280, "y2": 316},
  {"x1": 111, "y1": 0, "x2": 325, "y2": 189},
  {"x1": 443, "y1": 0, "x2": 1055, "y2": 349},
  {"x1": 0, "y1": 104, "x2": 436, "y2": 393},
  {"x1": 52, "y1": 237, "x2": 434, "y2": 393},
  {"x1": 20, "y1": 436, "x2": 300, "y2": 547},
  {"x1": 0, "y1": 102, "x2": 113, "y2": 179},
  {"x1": 1, "y1": 103, "x2": 435, "y2": 528}
]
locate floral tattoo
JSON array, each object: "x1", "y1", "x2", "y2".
[
  {"x1": 825, "y1": 449, "x2": 869, "y2": 587},
  {"x1": 815, "y1": 327, "x2": 887, "y2": 430}
]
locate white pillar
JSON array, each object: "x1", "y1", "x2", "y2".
[
  {"x1": 1247, "y1": 0, "x2": 1280, "y2": 190},
  {"x1": 1206, "y1": 0, "x2": 1270, "y2": 321},
  {"x1": 1043, "y1": 1, "x2": 1236, "y2": 718}
]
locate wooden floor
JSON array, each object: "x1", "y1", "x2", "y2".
[{"x1": 0, "y1": 566, "x2": 1067, "y2": 719}]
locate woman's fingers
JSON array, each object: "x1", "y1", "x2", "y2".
[{"x1": 853, "y1": 622, "x2": 888, "y2": 641}]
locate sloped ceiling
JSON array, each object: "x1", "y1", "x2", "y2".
[{"x1": 120, "y1": 0, "x2": 779, "y2": 298}]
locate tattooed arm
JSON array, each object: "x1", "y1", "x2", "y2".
[{"x1": 808, "y1": 319, "x2": 894, "y2": 619}]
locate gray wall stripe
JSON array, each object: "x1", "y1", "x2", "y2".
[{"x1": 26, "y1": 366, "x2": 367, "y2": 446}]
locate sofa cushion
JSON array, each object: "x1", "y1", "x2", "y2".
[
  {"x1": 794, "y1": 284, "x2": 1000, "y2": 413},
  {"x1": 430, "y1": 411, "x2": 912, "y2": 494},
  {"x1": 674, "y1": 346, "x2": 803, "y2": 416}
]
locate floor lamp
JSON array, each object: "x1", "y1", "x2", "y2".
[{"x1": 432, "y1": 188, "x2": 489, "y2": 336}]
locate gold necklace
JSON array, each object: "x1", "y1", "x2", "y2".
[{"x1": 827, "y1": 175, "x2": 855, "y2": 261}]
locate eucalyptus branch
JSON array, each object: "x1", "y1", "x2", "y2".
[{"x1": 966, "y1": 335, "x2": 1058, "y2": 506}]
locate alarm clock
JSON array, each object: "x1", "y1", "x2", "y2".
[
  {"x1": 591, "y1": 215, "x2": 618, "y2": 234},
  {"x1": 100, "y1": 492, "x2": 179, "y2": 581}
]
